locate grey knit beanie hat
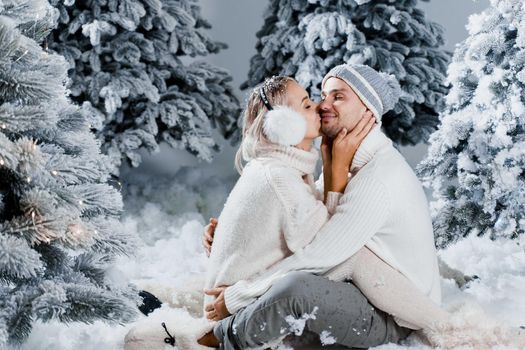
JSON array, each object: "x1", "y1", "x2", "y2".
[{"x1": 321, "y1": 63, "x2": 401, "y2": 121}]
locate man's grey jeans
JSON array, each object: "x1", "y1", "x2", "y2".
[{"x1": 214, "y1": 272, "x2": 411, "y2": 349}]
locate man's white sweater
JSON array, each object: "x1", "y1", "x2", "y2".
[
  {"x1": 224, "y1": 128, "x2": 442, "y2": 314},
  {"x1": 204, "y1": 145, "x2": 339, "y2": 309}
]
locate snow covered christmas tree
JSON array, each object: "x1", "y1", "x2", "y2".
[
  {"x1": 49, "y1": 0, "x2": 240, "y2": 172},
  {"x1": 243, "y1": 0, "x2": 450, "y2": 145},
  {"x1": 418, "y1": 0, "x2": 525, "y2": 248},
  {"x1": 0, "y1": 0, "x2": 137, "y2": 345}
]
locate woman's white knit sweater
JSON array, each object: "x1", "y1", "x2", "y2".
[
  {"x1": 204, "y1": 145, "x2": 340, "y2": 309},
  {"x1": 224, "y1": 129, "x2": 442, "y2": 316}
]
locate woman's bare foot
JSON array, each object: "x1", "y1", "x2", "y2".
[{"x1": 197, "y1": 331, "x2": 220, "y2": 348}]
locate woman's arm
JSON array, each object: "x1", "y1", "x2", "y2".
[
  {"x1": 330, "y1": 112, "x2": 375, "y2": 193},
  {"x1": 270, "y1": 110, "x2": 374, "y2": 249},
  {"x1": 267, "y1": 166, "x2": 330, "y2": 252},
  {"x1": 320, "y1": 136, "x2": 333, "y2": 201}
]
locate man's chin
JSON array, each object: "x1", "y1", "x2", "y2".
[{"x1": 321, "y1": 127, "x2": 341, "y2": 139}]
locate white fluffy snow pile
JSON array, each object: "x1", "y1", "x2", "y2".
[{"x1": 18, "y1": 166, "x2": 525, "y2": 350}]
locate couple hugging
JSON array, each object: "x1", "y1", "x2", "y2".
[{"x1": 124, "y1": 64, "x2": 525, "y2": 350}]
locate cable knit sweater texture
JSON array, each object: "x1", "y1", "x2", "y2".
[
  {"x1": 224, "y1": 128, "x2": 442, "y2": 315},
  {"x1": 204, "y1": 145, "x2": 340, "y2": 309}
]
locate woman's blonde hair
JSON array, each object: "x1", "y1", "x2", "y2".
[{"x1": 235, "y1": 76, "x2": 295, "y2": 174}]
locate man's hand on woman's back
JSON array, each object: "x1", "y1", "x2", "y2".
[{"x1": 203, "y1": 217, "x2": 218, "y2": 257}]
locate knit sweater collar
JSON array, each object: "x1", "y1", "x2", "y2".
[
  {"x1": 350, "y1": 127, "x2": 392, "y2": 173},
  {"x1": 258, "y1": 144, "x2": 319, "y2": 175}
]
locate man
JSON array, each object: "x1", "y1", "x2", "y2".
[{"x1": 199, "y1": 63, "x2": 441, "y2": 349}]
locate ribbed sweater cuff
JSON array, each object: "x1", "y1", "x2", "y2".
[
  {"x1": 224, "y1": 283, "x2": 252, "y2": 315},
  {"x1": 325, "y1": 191, "x2": 343, "y2": 215}
]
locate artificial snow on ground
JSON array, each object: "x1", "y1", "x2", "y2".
[{"x1": 19, "y1": 165, "x2": 525, "y2": 350}]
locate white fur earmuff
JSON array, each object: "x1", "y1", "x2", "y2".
[{"x1": 263, "y1": 106, "x2": 307, "y2": 146}]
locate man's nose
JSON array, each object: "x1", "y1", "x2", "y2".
[{"x1": 318, "y1": 99, "x2": 330, "y2": 111}]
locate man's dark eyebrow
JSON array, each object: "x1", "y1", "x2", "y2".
[{"x1": 301, "y1": 96, "x2": 309, "y2": 103}]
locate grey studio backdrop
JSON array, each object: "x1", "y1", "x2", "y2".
[{"x1": 123, "y1": 0, "x2": 490, "y2": 180}]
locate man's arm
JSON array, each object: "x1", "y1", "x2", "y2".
[
  {"x1": 202, "y1": 217, "x2": 217, "y2": 257},
  {"x1": 221, "y1": 175, "x2": 391, "y2": 315}
]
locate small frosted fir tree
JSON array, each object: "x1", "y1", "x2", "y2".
[
  {"x1": 243, "y1": 0, "x2": 450, "y2": 145},
  {"x1": 49, "y1": 0, "x2": 240, "y2": 172},
  {"x1": 418, "y1": 0, "x2": 525, "y2": 248},
  {"x1": 0, "y1": 0, "x2": 137, "y2": 345}
]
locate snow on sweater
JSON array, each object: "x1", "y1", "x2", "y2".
[
  {"x1": 224, "y1": 128, "x2": 442, "y2": 314},
  {"x1": 204, "y1": 145, "x2": 339, "y2": 309}
]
